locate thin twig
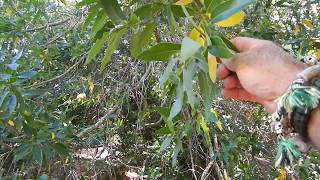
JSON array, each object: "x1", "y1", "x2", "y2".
[
  {"x1": 76, "y1": 106, "x2": 118, "y2": 138},
  {"x1": 26, "y1": 55, "x2": 85, "y2": 89},
  {"x1": 22, "y1": 17, "x2": 71, "y2": 33}
]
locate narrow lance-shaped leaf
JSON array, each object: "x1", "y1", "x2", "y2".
[
  {"x1": 130, "y1": 22, "x2": 156, "y2": 57},
  {"x1": 17, "y1": 71, "x2": 37, "y2": 79},
  {"x1": 76, "y1": 0, "x2": 96, "y2": 6},
  {"x1": 100, "y1": 27, "x2": 128, "y2": 70},
  {"x1": 216, "y1": 11, "x2": 245, "y2": 27},
  {"x1": 181, "y1": 37, "x2": 202, "y2": 62},
  {"x1": 98, "y1": 0, "x2": 126, "y2": 23},
  {"x1": 172, "y1": 139, "x2": 182, "y2": 167},
  {"x1": 208, "y1": 35, "x2": 233, "y2": 58},
  {"x1": 137, "y1": 43, "x2": 181, "y2": 62},
  {"x1": 81, "y1": 4, "x2": 100, "y2": 32},
  {"x1": 85, "y1": 32, "x2": 109, "y2": 65},
  {"x1": 7, "y1": 95, "x2": 17, "y2": 115},
  {"x1": 90, "y1": 10, "x2": 106, "y2": 38},
  {"x1": 183, "y1": 63, "x2": 197, "y2": 108},
  {"x1": 167, "y1": 83, "x2": 184, "y2": 132},
  {"x1": 167, "y1": 6, "x2": 177, "y2": 34},
  {"x1": 159, "y1": 58, "x2": 178, "y2": 87},
  {"x1": 160, "y1": 136, "x2": 173, "y2": 151},
  {"x1": 175, "y1": 0, "x2": 193, "y2": 5},
  {"x1": 208, "y1": 53, "x2": 217, "y2": 83},
  {"x1": 208, "y1": 0, "x2": 255, "y2": 23}
]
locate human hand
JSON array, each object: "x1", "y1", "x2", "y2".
[{"x1": 217, "y1": 37, "x2": 307, "y2": 114}]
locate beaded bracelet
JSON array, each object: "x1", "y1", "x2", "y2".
[
  {"x1": 271, "y1": 65, "x2": 320, "y2": 137},
  {"x1": 271, "y1": 62, "x2": 320, "y2": 166}
]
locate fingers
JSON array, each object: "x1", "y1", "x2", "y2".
[
  {"x1": 217, "y1": 64, "x2": 231, "y2": 80},
  {"x1": 223, "y1": 88, "x2": 260, "y2": 102},
  {"x1": 223, "y1": 75, "x2": 240, "y2": 89},
  {"x1": 231, "y1": 37, "x2": 261, "y2": 52}
]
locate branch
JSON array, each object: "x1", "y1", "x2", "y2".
[
  {"x1": 26, "y1": 55, "x2": 85, "y2": 89},
  {"x1": 22, "y1": 17, "x2": 72, "y2": 33},
  {"x1": 76, "y1": 106, "x2": 118, "y2": 138},
  {"x1": 200, "y1": 161, "x2": 224, "y2": 180}
]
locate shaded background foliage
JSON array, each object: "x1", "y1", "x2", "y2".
[{"x1": 0, "y1": 0, "x2": 319, "y2": 179}]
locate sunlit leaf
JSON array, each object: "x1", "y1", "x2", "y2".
[
  {"x1": 7, "y1": 120, "x2": 14, "y2": 126},
  {"x1": 215, "y1": 120, "x2": 223, "y2": 131},
  {"x1": 275, "y1": 169, "x2": 287, "y2": 180},
  {"x1": 208, "y1": 53, "x2": 217, "y2": 82},
  {"x1": 216, "y1": 11, "x2": 245, "y2": 27},
  {"x1": 302, "y1": 19, "x2": 314, "y2": 29},
  {"x1": 317, "y1": 49, "x2": 320, "y2": 60},
  {"x1": 208, "y1": 0, "x2": 255, "y2": 23},
  {"x1": 88, "y1": 79, "x2": 95, "y2": 92},
  {"x1": 189, "y1": 28, "x2": 205, "y2": 46},
  {"x1": 175, "y1": 0, "x2": 193, "y2": 5}
]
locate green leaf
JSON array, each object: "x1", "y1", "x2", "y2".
[
  {"x1": 201, "y1": 116, "x2": 211, "y2": 146},
  {"x1": 82, "y1": 4, "x2": 100, "y2": 32},
  {"x1": 86, "y1": 32, "x2": 109, "y2": 65},
  {"x1": 98, "y1": 0, "x2": 126, "y2": 23},
  {"x1": 167, "y1": 6, "x2": 177, "y2": 34},
  {"x1": 181, "y1": 37, "x2": 202, "y2": 62},
  {"x1": 155, "y1": 126, "x2": 171, "y2": 136},
  {"x1": 172, "y1": 139, "x2": 182, "y2": 167},
  {"x1": 7, "y1": 95, "x2": 17, "y2": 114},
  {"x1": 168, "y1": 83, "x2": 184, "y2": 123},
  {"x1": 137, "y1": 43, "x2": 181, "y2": 62},
  {"x1": 51, "y1": 142, "x2": 70, "y2": 156},
  {"x1": 171, "y1": 5, "x2": 194, "y2": 17},
  {"x1": 209, "y1": 36, "x2": 233, "y2": 58},
  {"x1": 76, "y1": 0, "x2": 96, "y2": 6},
  {"x1": 220, "y1": 35, "x2": 239, "y2": 53},
  {"x1": 209, "y1": 0, "x2": 256, "y2": 23},
  {"x1": 198, "y1": 71, "x2": 217, "y2": 111},
  {"x1": 17, "y1": 71, "x2": 37, "y2": 79},
  {"x1": 22, "y1": 89, "x2": 47, "y2": 97},
  {"x1": 155, "y1": 107, "x2": 170, "y2": 118},
  {"x1": 159, "y1": 58, "x2": 178, "y2": 87},
  {"x1": 183, "y1": 63, "x2": 197, "y2": 108},
  {"x1": 0, "y1": 88, "x2": 9, "y2": 107},
  {"x1": 90, "y1": 10, "x2": 106, "y2": 38},
  {"x1": 14, "y1": 144, "x2": 32, "y2": 161},
  {"x1": 160, "y1": 136, "x2": 173, "y2": 151},
  {"x1": 134, "y1": 4, "x2": 160, "y2": 20},
  {"x1": 206, "y1": 0, "x2": 224, "y2": 8},
  {"x1": 130, "y1": 22, "x2": 156, "y2": 57},
  {"x1": 100, "y1": 27, "x2": 128, "y2": 70},
  {"x1": 32, "y1": 146, "x2": 43, "y2": 166}
]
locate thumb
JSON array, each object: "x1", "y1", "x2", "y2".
[{"x1": 220, "y1": 53, "x2": 244, "y2": 71}]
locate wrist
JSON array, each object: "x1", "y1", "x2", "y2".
[{"x1": 308, "y1": 107, "x2": 320, "y2": 149}]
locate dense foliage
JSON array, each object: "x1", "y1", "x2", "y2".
[{"x1": 0, "y1": 0, "x2": 319, "y2": 179}]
